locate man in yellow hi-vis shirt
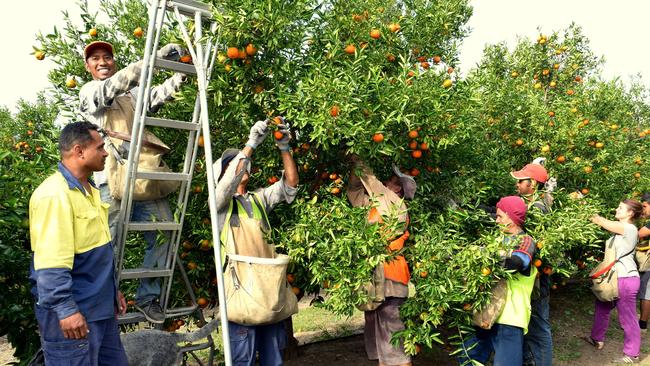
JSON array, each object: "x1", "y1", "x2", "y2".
[{"x1": 28, "y1": 121, "x2": 128, "y2": 365}]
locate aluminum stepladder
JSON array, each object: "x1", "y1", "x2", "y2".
[{"x1": 113, "y1": 0, "x2": 232, "y2": 364}]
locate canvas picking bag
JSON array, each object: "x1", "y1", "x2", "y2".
[
  {"x1": 471, "y1": 278, "x2": 508, "y2": 329},
  {"x1": 589, "y1": 237, "x2": 633, "y2": 302},
  {"x1": 635, "y1": 243, "x2": 650, "y2": 272},
  {"x1": 356, "y1": 263, "x2": 386, "y2": 312},
  {"x1": 104, "y1": 95, "x2": 179, "y2": 201},
  {"x1": 222, "y1": 194, "x2": 298, "y2": 325}
]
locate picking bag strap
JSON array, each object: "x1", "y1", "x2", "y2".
[
  {"x1": 104, "y1": 129, "x2": 170, "y2": 152},
  {"x1": 590, "y1": 238, "x2": 635, "y2": 279}
]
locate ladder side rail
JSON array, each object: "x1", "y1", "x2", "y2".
[
  {"x1": 115, "y1": 0, "x2": 165, "y2": 276},
  {"x1": 174, "y1": 7, "x2": 232, "y2": 365}
]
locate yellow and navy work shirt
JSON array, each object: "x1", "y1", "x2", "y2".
[{"x1": 29, "y1": 162, "x2": 117, "y2": 322}]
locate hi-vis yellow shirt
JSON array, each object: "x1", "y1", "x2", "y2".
[{"x1": 30, "y1": 171, "x2": 111, "y2": 270}]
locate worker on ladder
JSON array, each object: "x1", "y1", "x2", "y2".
[
  {"x1": 213, "y1": 119, "x2": 298, "y2": 365},
  {"x1": 78, "y1": 40, "x2": 187, "y2": 324}
]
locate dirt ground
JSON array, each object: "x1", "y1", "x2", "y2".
[
  {"x1": 6, "y1": 282, "x2": 650, "y2": 365},
  {"x1": 286, "y1": 283, "x2": 650, "y2": 366}
]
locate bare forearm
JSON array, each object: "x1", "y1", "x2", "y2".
[
  {"x1": 281, "y1": 151, "x2": 298, "y2": 188},
  {"x1": 591, "y1": 215, "x2": 626, "y2": 235}
]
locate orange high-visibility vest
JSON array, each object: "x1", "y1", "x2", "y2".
[{"x1": 369, "y1": 207, "x2": 411, "y2": 285}]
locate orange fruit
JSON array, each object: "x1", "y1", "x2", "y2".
[
  {"x1": 595, "y1": 142, "x2": 604, "y2": 149},
  {"x1": 433, "y1": 55, "x2": 441, "y2": 64},
  {"x1": 370, "y1": 29, "x2": 381, "y2": 39},
  {"x1": 548, "y1": 111, "x2": 555, "y2": 117},
  {"x1": 442, "y1": 79, "x2": 453, "y2": 88},
  {"x1": 274, "y1": 130, "x2": 284, "y2": 140},
  {"x1": 88, "y1": 28, "x2": 98, "y2": 37},
  {"x1": 388, "y1": 23, "x2": 401, "y2": 33},
  {"x1": 66, "y1": 78, "x2": 77, "y2": 89},
  {"x1": 287, "y1": 273, "x2": 296, "y2": 284},
  {"x1": 200, "y1": 239, "x2": 211, "y2": 251},
  {"x1": 331, "y1": 187, "x2": 341, "y2": 195},
  {"x1": 344, "y1": 44, "x2": 356, "y2": 55},
  {"x1": 420, "y1": 142, "x2": 429, "y2": 151},
  {"x1": 187, "y1": 261, "x2": 198, "y2": 270},
  {"x1": 419, "y1": 270, "x2": 428, "y2": 278},
  {"x1": 634, "y1": 172, "x2": 641, "y2": 179},
  {"x1": 291, "y1": 287, "x2": 301, "y2": 296},
  {"x1": 253, "y1": 84, "x2": 264, "y2": 94},
  {"x1": 447, "y1": 66, "x2": 454, "y2": 74},
  {"x1": 245, "y1": 43, "x2": 257, "y2": 56},
  {"x1": 412, "y1": 150, "x2": 423, "y2": 159},
  {"x1": 372, "y1": 133, "x2": 384, "y2": 143},
  {"x1": 268, "y1": 176, "x2": 279, "y2": 184},
  {"x1": 511, "y1": 71, "x2": 519, "y2": 77},
  {"x1": 408, "y1": 140, "x2": 418, "y2": 150},
  {"x1": 542, "y1": 69, "x2": 550, "y2": 76},
  {"x1": 575, "y1": 75, "x2": 582, "y2": 82},
  {"x1": 330, "y1": 105, "x2": 340, "y2": 117},
  {"x1": 515, "y1": 139, "x2": 524, "y2": 146},
  {"x1": 197, "y1": 135, "x2": 204, "y2": 147},
  {"x1": 408, "y1": 130, "x2": 419, "y2": 139},
  {"x1": 421, "y1": 61, "x2": 430, "y2": 69},
  {"x1": 182, "y1": 240, "x2": 193, "y2": 250},
  {"x1": 197, "y1": 297, "x2": 208, "y2": 308},
  {"x1": 410, "y1": 168, "x2": 420, "y2": 177},
  {"x1": 583, "y1": 166, "x2": 593, "y2": 174},
  {"x1": 35, "y1": 51, "x2": 45, "y2": 60},
  {"x1": 193, "y1": 185, "x2": 203, "y2": 193},
  {"x1": 567, "y1": 89, "x2": 575, "y2": 95},
  {"x1": 386, "y1": 53, "x2": 396, "y2": 62},
  {"x1": 227, "y1": 47, "x2": 239, "y2": 59},
  {"x1": 581, "y1": 188, "x2": 589, "y2": 195},
  {"x1": 133, "y1": 27, "x2": 144, "y2": 38},
  {"x1": 329, "y1": 173, "x2": 338, "y2": 180},
  {"x1": 534, "y1": 259, "x2": 542, "y2": 268},
  {"x1": 463, "y1": 303, "x2": 472, "y2": 311},
  {"x1": 556, "y1": 155, "x2": 565, "y2": 163},
  {"x1": 543, "y1": 266, "x2": 553, "y2": 275},
  {"x1": 179, "y1": 54, "x2": 192, "y2": 63},
  {"x1": 481, "y1": 267, "x2": 492, "y2": 276}
]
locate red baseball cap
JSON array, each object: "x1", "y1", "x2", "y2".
[
  {"x1": 84, "y1": 41, "x2": 114, "y2": 60},
  {"x1": 511, "y1": 164, "x2": 548, "y2": 183}
]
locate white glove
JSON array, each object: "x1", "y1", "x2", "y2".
[
  {"x1": 246, "y1": 120, "x2": 269, "y2": 149},
  {"x1": 532, "y1": 157, "x2": 546, "y2": 165},
  {"x1": 274, "y1": 119, "x2": 291, "y2": 151},
  {"x1": 157, "y1": 43, "x2": 184, "y2": 61},
  {"x1": 544, "y1": 177, "x2": 557, "y2": 193}
]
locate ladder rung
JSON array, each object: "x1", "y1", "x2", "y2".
[
  {"x1": 145, "y1": 116, "x2": 200, "y2": 131},
  {"x1": 155, "y1": 58, "x2": 197, "y2": 74},
  {"x1": 168, "y1": 0, "x2": 213, "y2": 18},
  {"x1": 121, "y1": 268, "x2": 173, "y2": 279},
  {"x1": 166, "y1": 305, "x2": 199, "y2": 317},
  {"x1": 136, "y1": 171, "x2": 190, "y2": 181},
  {"x1": 128, "y1": 221, "x2": 182, "y2": 231},
  {"x1": 117, "y1": 312, "x2": 146, "y2": 324}
]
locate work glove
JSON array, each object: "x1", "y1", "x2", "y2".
[
  {"x1": 274, "y1": 119, "x2": 292, "y2": 152},
  {"x1": 157, "y1": 43, "x2": 185, "y2": 61},
  {"x1": 532, "y1": 157, "x2": 546, "y2": 165},
  {"x1": 246, "y1": 120, "x2": 269, "y2": 149},
  {"x1": 544, "y1": 177, "x2": 557, "y2": 193}
]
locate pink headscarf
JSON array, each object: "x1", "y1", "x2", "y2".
[{"x1": 496, "y1": 196, "x2": 527, "y2": 227}]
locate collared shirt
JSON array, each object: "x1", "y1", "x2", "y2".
[
  {"x1": 29, "y1": 162, "x2": 116, "y2": 322},
  {"x1": 78, "y1": 61, "x2": 184, "y2": 185}
]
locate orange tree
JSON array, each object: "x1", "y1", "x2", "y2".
[
  {"x1": 4, "y1": 0, "x2": 648, "y2": 362},
  {"x1": 0, "y1": 96, "x2": 60, "y2": 362}
]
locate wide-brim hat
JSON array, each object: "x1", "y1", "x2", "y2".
[
  {"x1": 391, "y1": 164, "x2": 417, "y2": 200},
  {"x1": 510, "y1": 163, "x2": 548, "y2": 184},
  {"x1": 213, "y1": 149, "x2": 246, "y2": 182},
  {"x1": 84, "y1": 41, "x2": 114, "y2": 59}
]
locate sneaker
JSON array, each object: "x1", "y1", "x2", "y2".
[
  {"x1": 582, "y1": 336, "x2": 604, "y2": 350},
  {"x1": 135, "y1": 299, "x2": 165, "y2": 324},
  {"x1": 612, "y1": 355, "x2": 639, "y2": 364}
]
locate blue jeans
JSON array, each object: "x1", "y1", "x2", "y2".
[
  {"x1": 459, "y1": 324, "x2": 524, "y2": 366},
  {"x1": 35, "y1": 306, "x2": 127, "y2": 366},
  {"x1": 100, "y1": 184, "x2": 173, "y2": 305},
  {"x1": 228, "y1": 321, "x2": 286, "y2": 366},
  {"x1": 524, "y1": 274, "x2": 553, "y2": 366}
]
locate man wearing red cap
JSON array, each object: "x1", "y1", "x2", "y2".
[
  {"x1": 460, "y1": 196, "x2": 538, "y2": 366},
  {"x1": 511, "y1": 162, "x2": 553, "y2": 366},
  {"x1": 78, "y1": 40, "x2": 187, "y2": 323}
]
